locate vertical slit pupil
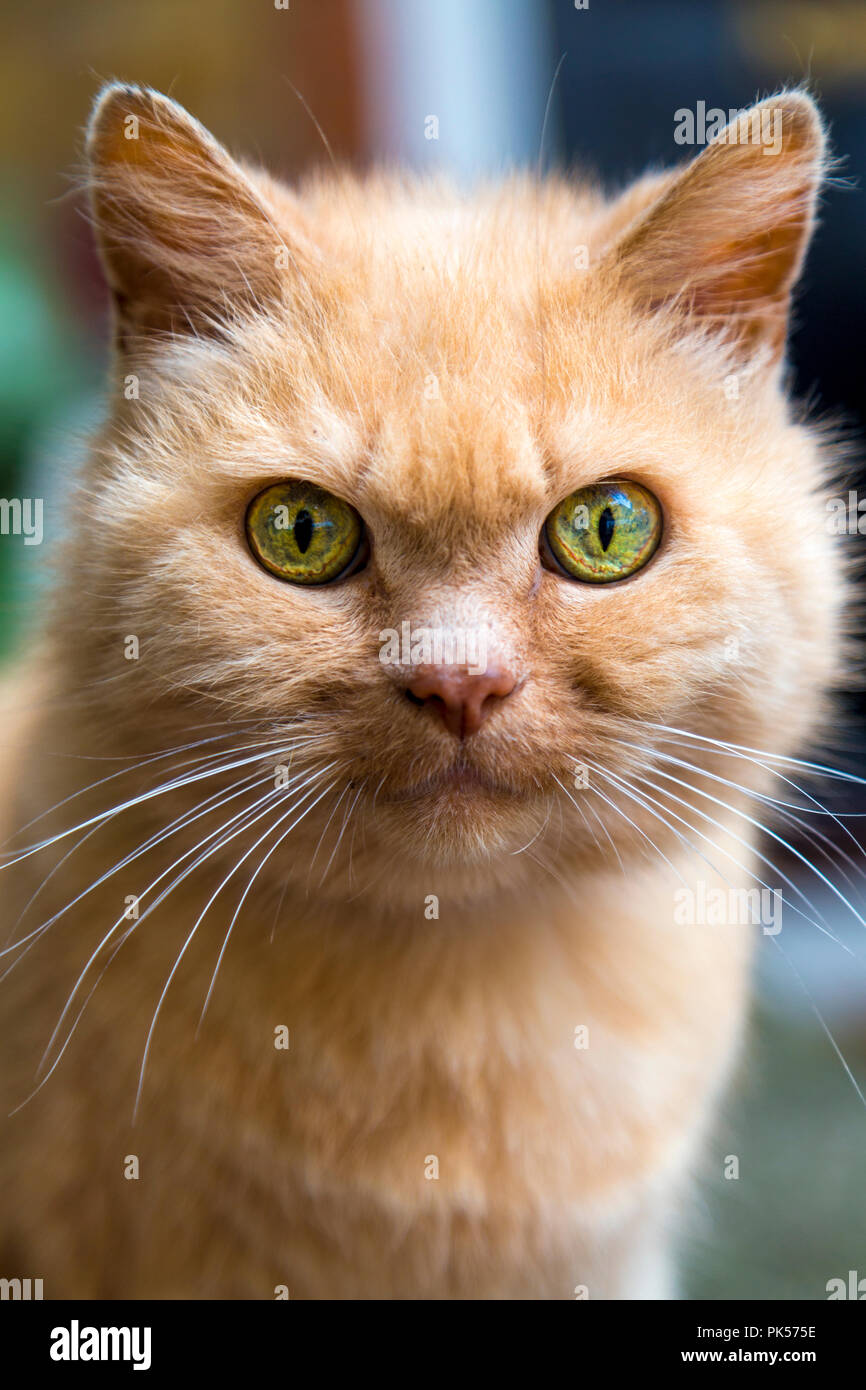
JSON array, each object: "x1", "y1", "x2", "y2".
[
  {"x1": 294, "y1": 509, "x2": 314, "y2": 554},
  {"x1": 598, "y1": 507, "x2": 615, "y2": 552}
]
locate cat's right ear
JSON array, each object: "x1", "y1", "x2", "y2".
[
  {"x1": 601, "y1": 92, "x2": 827, "y2": 365},
  {"x1": 86, "y1": 84, "x2": 308, "y2": 346}
]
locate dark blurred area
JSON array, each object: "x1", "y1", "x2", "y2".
[{"x1": 1, "y1": 0, "x2": 864, "y2": 1298}]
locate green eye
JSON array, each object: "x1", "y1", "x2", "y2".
[
  {"x1": 246, "y1": 480, "x2": 365, "y2": 585},
  {"x1": 543, "y1": 481, "x2": 662, "y2": 583}
]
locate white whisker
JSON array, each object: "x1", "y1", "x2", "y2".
[
  {"x1": 553, "y1": 770, "x2": 688, "y2": 888},
  {"x1": 618, "y1": 748, "x2": 866, "y2": 932},
  {"x1": 195, "y1": 775, "x2": 341, "y2": 1039},
  {"x1": 0, "y1": 734, "x2": 326, "y2": 867},
  {"x1": 587, "y1": 760, "x2": 851, "y2": 952}
]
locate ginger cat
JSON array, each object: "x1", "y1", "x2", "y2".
[{"x1": 0, "y1": 85, "x2": 842, "y2": 1298}]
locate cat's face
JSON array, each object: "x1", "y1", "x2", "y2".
[{"x1": 65, "y1": 86, "x2": 841, "y2": 900}]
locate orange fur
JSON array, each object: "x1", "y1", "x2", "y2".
[{"x1": 0, "y1": 86, "x2": 844, "y2": 1298}]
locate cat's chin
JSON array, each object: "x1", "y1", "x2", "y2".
[{"x1": 369, "y1": 771, "x2": 550, "y2": 881}]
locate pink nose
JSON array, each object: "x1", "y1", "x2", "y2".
[{"x1": 405, "y1": 666, "x2": 518, "y2": 739}]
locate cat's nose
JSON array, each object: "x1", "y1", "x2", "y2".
[{"x1": 404, "y1": 666, "x2": 518, "y2": 739}]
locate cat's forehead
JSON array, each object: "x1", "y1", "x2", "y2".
[
  {"x1": 254, "y1": 366, "x2": 553, "y2": 531},
  {"x1": 177, "y1": 173, "x2": 746, "y2": 528},
  {"x1": 270, "y1": 171, "x2": 614, "y2": 358},
  {"x1": 244, "y1": 176, "x2": 628, "y2": 517},
  {"x1": 289, "y1": 172, "x2": 606, "y2": 274}
]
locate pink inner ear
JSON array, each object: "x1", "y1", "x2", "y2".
[{"x1": 685, "y1": 218, "x2": 812, "y2": 353}]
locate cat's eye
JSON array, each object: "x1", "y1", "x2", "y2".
[
  {"x1": 246, "y1": 480, "x2": 366, "y2": 585},
  {"x1": 542, "y1": 480, "x2": 662, "y2": 583}
]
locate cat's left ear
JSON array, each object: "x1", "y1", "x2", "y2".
[
  {"x1": 603, "y1": 93, "x2": 827, "y2": 363},
  {"x1": 86, "y1": 83, "x2": 309, "y2": 345}
]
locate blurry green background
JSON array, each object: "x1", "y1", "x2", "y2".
[{"x1": 1, "y1": 0, "x2": 864, "y2": 1298}]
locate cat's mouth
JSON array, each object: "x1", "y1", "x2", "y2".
[{"x1": 383, "y1": 762, "x2": 520, "y2": 803}]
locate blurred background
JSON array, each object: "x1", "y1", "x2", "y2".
[{"x1": 1, "y1": 0, "x2": 864, "y2": 1298}]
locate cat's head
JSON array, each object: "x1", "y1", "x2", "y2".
[{"x1": 63, "y1": 84, "x2": 842, "y2": 905}]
